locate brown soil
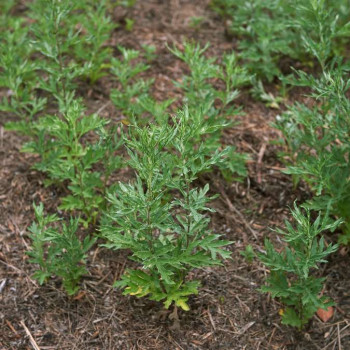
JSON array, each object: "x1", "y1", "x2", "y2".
[{"x1": 1, "y1": 1, "x2": 350, "y2": 349}]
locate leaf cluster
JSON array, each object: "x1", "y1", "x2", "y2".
[
  {"x1": 258, "y1": 204, "x2": 340, "y2": 328},
  {"x1": 23, "y1": 101, "x2": 123, "y2": 225},
  {"x1": 275, "y1": 65, "x2": 350, "y2": 243},
  {"x1": 101, "y1": 108, "x2": 233, "y2": 310},
  {"x1": 169, "y1": 41, "x2": 251, "y2": 180},
  {"x1": 27, "y1": 203, "x2": 96, "y2": 295},
  {"x1": 0, "y1": 12, "x2": 45, "y2": 133},
  {"x1": 211, "y1": 0, "x2": 350, "y2": 82},
  {"x1": 110, "y1": 46, "x2": 153, "y2": 121}
]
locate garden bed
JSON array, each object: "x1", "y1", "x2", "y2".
[{"x1": 1, "y1": 1, "x2": 350, "y2": 349}]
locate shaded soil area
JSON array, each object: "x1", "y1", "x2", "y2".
[{"x1": 1, "y1": 1, "x2": 350, "y2": 349}]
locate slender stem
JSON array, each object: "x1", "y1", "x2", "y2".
[
  {"x1": 73, "y1": 162, "x2": 89, "y2": 218},
  {"x1": 52, "y1": 0, "x2": 68, "y2": 111},
  {"x1": 146, "y1": 172, "x2": 155, "y2": 253},
  {"x1": 184, "y1": 176, "x2": 191, "y2": 249}
]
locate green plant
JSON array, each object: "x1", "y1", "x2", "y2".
[
  {"x1": 110, "y1": 45, "x2": 153, "y2": 121},
  {"x1": 141, "y1": 44, "x2": 157, "y2": 62},
  {"x1": 23, "y1": 101, "x2": 123, "y2": 225},
  {"x1": 27, "y1": 203, "x2": 96, "y2": 295},
  {"x1": 258, "y1": 204, "x2": 340, "y2": 329},
  {"x1": 0, "y1": 16, "x2": 46, "y2": 134},
  {"x1": 139, "y1": 96, "x2": 175, "y2": 124},
  {"x1": 114, "y1": 0, "x2": 136, "y2": 7},
  {"x1": 210, "y1": 0, "x2": 350, "y2": 82},
  {"x1": 125, "y1": 18, "x2": 135, "y2": 32},
  {"x1": 251, "y1": 79, "x2": 285, "y2": 109},
  {"x1": 73, "y1": 0, "x2": 115, "y2": 83},
  {"x1": 29, "y1": 0, "x2": 83, "y2": 112},
  {"x1": 240, "y1": 244, "x2": 255, "y2": 263},
  {"x1": 211, "y1": 0, "x2": 299, "y2": 82},
  {"x1": 295, "y1": 0, "x2": 350, "y2": 70},
  {"x1": 275, "y1": 66, "x2": 350, "y2": 243},
  {"x1": 101, "y1": 108, "x2": 232, "y2": 311},
  {"x1": 189, "y1": 16, "x2": 205, "y2": 30},
  {"x1": 169, "y1": 42, "x2": 251, "y2": 180}
]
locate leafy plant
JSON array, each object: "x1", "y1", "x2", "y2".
[
  {"x1": 125, "y1": 18, "x2": 135, "y2": 32},
  {"x1": 211, "y1": 0, "x2": 299, "y2": 82},
  {"x1": 251, "y1": 79, "x2": 285, "y2": 109},
  {"x1": 240, "y1": 244, "x2": 255, "y2": 263},
  {"x1": 275, "y1": 66, "x2": 350, "y2": 243},
  {"x1": 0, "y1": 15, "x2": 46, "y2": 133},
  {"x1": 110, "y1": 45, "x2": 153, "y2": 121},
  {"x1": 29, "y1": 0, "x2": 83, "y2": 112},
  {"x1": 27, "y1": 203, "x2": 96, "y2": 295},
  {"x1": 141, "y1": 44, "x2": 157, "y2": 62},
  {"x1": 23, "y1": 101, "x2": 123, "y2": 225},
  {"x1": 101, "y1": 108, "x2": 232, "y2": 311},
  {"x1": 210, "y1": 0, "x2": 350, "y2": 82},
  {"x1": 72, "y1": 0, "x2": 115, "y2": 83},
  {"x1": 189, "y1": 16, "x2": 205, "y2": 30},
  {"x1": 169, "y1": 42, "x2": 251, "y2": 180},
  {"x1": 295, "y1": 0, "x2": 350, "y2": 70},
  {"x1": 258, "y1": 204, "x2": 340, "y2": 329},
  {"x1": 114, "y1": 0, "x2": 136, "y2": 7}
]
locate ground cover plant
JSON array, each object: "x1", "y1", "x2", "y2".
[
  {"x1": 110, "y1": 45, "x2": 153, "y2": 121},
  {"x1": 1, "y1": 0, "x2": 350, "y2": 349},
  {"x1": 0, "y1": 4, "x2": 43, "y2": 134}
]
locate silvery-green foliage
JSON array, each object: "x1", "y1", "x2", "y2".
[
  {"x1": 211, "y1": 0, "x2": 350, "y2": 81},
  {"x1": 169, "y1": 42, "x2": 251, "y2": 181},
  {"x1": 110, "y1": 46, "x2": 153, "y2": 121},
  {"x1": 259, "y1": 204, "x2": 340, "y2": 329},
  {"x1": 23, "y1": 101, "x2": 123, "y2": 225},
  {"x1": 101, "y1": 108, "x2": 232, "y2": 311},
  {"x1": 275, "y1": 66, "x2": 350, "y2": 243},
  {"x1": 27, "y1": 203, "x2": 96, "y2": 295},
  {"x1": 0, "y1": 14, "x2": 46, "y2": 133}
]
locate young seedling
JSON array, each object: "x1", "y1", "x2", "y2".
[
  {"x1": 189, "y1": 16, "x2": 205, "y2": 30},
  {"x1": 240, "y1": 244, "x2": 255, "y2": 263},
  {"x1": 141, "y1": 44, "x2": 157, "y2": 62},
  {"x1": 27, "y1": 203, "x2": 96, "y2": 295},
  {"x1": 258, "y1": 204, "x2": 340, "y2": 329},
  {"x1": 101, "y1": 108, "x2": 232, "y2": 312}
]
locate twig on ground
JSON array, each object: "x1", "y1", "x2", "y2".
[
  {"x1": 20, "y1": 320, "x2": 41, "y2": 350},
  {"x1": 257, "y1": 142, "x2": 267, "y2": 184},
  {"x1": 219, "y1": 188, "x2": 258, "y2": 240}
]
